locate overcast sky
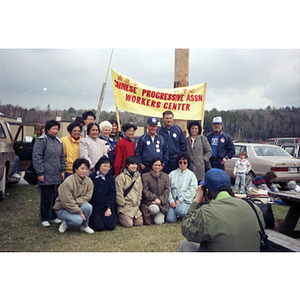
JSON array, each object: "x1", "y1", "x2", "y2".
[
  {"x1": 1, "y1": 2, "x2": 299, "y2": 115},
  {"x1": 1, "y1": 48, "x2": 299, "y2": 113}
]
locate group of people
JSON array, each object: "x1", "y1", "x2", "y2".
[
  {"x1": 31, "y1": 109, "x2": 298, "y2": 251},
  {"x1": 31, "y1": 110, "x2": 219, "y2": 233}
]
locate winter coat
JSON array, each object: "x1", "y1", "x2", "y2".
[
  {"x1": 157, "y1": 124, "x2": 186, "y2": 159},
  {"x1": 205, "y1": 131, "x2": 235, "y2": 160},
  {"x1": 61, "y1": 133, "x2": 82, "y2": 174},
  {"x1": 115, "y1": 167, "x2": 142, "y2": 219},
  {"x1": 89, "y1": 171, "x2": 116, "y2": 226},
  {"x1": 136, "y1": 133, "x2": 169, "y2": 167},
  {"x1": 33, "y1": 133, "x2": 66, "y2": 185},
  {"x1": 168, "y1": 168, "x2": 198, "y2": 205},
  {"x1": 247, "y1": 176, "x2": 279, "y2": 192},
  {"x1": 53, "y1": 173, "x2": 94, "y2": 214},
  {"x1": 141, "y1": 169, "x2": 170, "y2": 215},
  {"x1": 181, "y1": 192, "x2": 265, "y2": 251},
  {"x1": 79, "y1": 135, "x2": 107, "y2": 175},
  {"x1": 114, "y1": 137, "x2": 136, "y2": 175},
  {"x1": 186, "y1": 135, "x2": 212, "y2": 182}
]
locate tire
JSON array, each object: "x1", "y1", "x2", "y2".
[
  {"x1": 0, "y1": 167, "x2": 7, "y2": 202},
  {"x1": 245, "y1": 170, "x2": 255, "y2": 186}
]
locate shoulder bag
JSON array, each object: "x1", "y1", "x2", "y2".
[{"x1": 243, "y1": 198, "x2": 279, "y2": 251}]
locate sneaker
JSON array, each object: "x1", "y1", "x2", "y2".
[
  {"x1": 50, "y1": 218, "x2": 62, "y2": 224},
  {"x1": 80, "y1": 226, "x2": 94, "y2": 234},
  {"x1": 58, "y1": 220, "x2": 68, "y2": 233},
  {"x1": 11, "y1": 173, "x2": 21, "y2": 179},
  {"x1": 41, "y1": 221, "x2": 50, "y2": 227}
]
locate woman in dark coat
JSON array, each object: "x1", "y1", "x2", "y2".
[
  {"x1": 33, "y1": 119, "x2": 65, "y2": 227},
  {"x1": 89, "y1": 156, "x2": 116, "y2": 231},
  {"x1": 141, "y1": 157, "x2": 170, "y2": 225}
]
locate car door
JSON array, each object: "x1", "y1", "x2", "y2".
[{"x1": 13, "y1": 123, "x2": 42, "y2": 171}]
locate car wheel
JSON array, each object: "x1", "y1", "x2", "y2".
[
  {"x1": 0, "y1": 167, "x2": 7, "y2": 202},
  {"x1": 245, "y1": 171, "x2": 255, "y2": 186}
]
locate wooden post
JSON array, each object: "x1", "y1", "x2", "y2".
[{"x1": 173, "y1": 49, "x2": 189, "y2": 137}]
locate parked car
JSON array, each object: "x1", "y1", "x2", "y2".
[
  {"x1": 266, "y1": 137, "x2": 300, "y2": 146},
  {"x1": 281, "y1": 143, "x2": 300, "y2": 159},
  {"x1": 0, "y1": 120, "x2": 16, "y2": 201},
  {"x1": 0, "y1": 119, "x2": 41, "y2": 201},
  {"x1": 225, "y1": 142, "x2": 300, "y2": 188}
]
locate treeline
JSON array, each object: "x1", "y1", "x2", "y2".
[
  {"x1": 203, "y1": 107, "x2": 300, "y2": 141},
  {"x1": 1, "y1": 103, "x2": 300, "y2": 142}
]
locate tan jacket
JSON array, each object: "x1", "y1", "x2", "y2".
[
  {"x1": 53, "y1": 173, "x2": 94, "y2": 215},
  {"x1": 115, "y1": 168, "x2": 142, "y2": 219}
]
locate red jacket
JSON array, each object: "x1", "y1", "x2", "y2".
[{"x1": 113, "y1": 137, "x2": 136, "y2": 175}]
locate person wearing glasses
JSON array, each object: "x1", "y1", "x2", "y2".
[
  {"x1": 81, "y1": 111, "x2": 95, "y2": 138},
  {"x1": 165, "y1": 152, "x2": 198, "y2": 223},
  {"x1": 205, "y1": 116, "x2": 235, "y2": 170},
  {"x1": 136, "y1": 117, "x2": 169, "y2": 174}
]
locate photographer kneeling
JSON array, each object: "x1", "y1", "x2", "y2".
[{"x1": 179, "y1": 168, "x2": 265, "y2": 252}]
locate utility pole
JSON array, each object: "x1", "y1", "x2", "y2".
[{"x1": 174, "y1": 49, "x2": 189, "y2": 136}]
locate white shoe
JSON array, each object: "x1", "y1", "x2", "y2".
[
  {"x1": 50, "y1": 218, "x2": 62, "y2": 224},
  {"x1": 11, "y1": 173, "x2": 21, "y2": 179},
  {"x1": 58, "y1": 220, "x2": 68, "y2": 233},
  {"x1": 41, "y1": 221, "x2": 50, "y2": 227},
  {"x1": 80, "y1": 226, "x2": 94, "y2": 234}
]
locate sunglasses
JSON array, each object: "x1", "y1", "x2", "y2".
[{"x1": 179, "y1": 161, "x2": 188, "y2": 165}]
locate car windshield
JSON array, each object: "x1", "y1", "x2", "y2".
[{"x1": 253, "y1": 146, "x2": 291, "y2": 157}]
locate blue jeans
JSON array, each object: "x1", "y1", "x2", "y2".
[
  {"x1": 234, "y1": 172, "x2": 246, "y2": 194},
  {"x1": 57, "y1": 202, "x2": 93, "y2": 228},
  {"x1": 13, "y1": 155, "x2": 20, "y2": 174},
  {"x1": 166, "y1": 202, "x2": 191, "y2": 223}
]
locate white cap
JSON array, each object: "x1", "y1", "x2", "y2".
[{"x1": 212, "y1": 116, "x2": 222, "y2": 124}]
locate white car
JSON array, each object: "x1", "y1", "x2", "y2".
[{"x1": 225, "y1": 142, "x2": 300, "y2": 187}]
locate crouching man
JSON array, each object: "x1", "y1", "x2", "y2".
[{"x1": 179, "y1": 168, "x2": 265, "y2": 252}]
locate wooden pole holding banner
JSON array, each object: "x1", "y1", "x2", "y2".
[
  {"x1": 201, "y1": 83, "x2": 207, "y2": 135},
  {"x1": 174, "y1": 49, "x2": 189, "y2": 137}
]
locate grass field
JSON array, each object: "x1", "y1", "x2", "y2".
[{"x1": 0, "y1": 183, "x2": 293, "y2": 252}]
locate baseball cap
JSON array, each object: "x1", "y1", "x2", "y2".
[
  {"x1": 147, "y1": 117, "x2": 158, "y2": 125},
  {"x1": 212, "y1": 116, "x2": 223, "y2": 124},
  {"x1": 287, "y1": 181, "x2": 296, "y2": 189},
  {"x1": 202, "y1": 168, "x2": 231, "y2": 192}
]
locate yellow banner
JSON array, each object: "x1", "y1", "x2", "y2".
[{"x1": 111, "y1": 69, "x2": 206, "y2": 120}]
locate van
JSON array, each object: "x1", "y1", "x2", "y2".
[{"x1": 266, "y1": 137, "x2": 300, "y2": 146}]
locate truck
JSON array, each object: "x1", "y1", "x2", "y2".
[{"x1": 0, "y1": 118, "x2": 41, "y2": 201}]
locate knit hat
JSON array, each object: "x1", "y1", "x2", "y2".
[
  {"x1": 287, "y1": 180, "x2": 296, "y2": 189},
  {"x1": 95, "y1": 155, "x2": 111, "y2": 171},
  {"x1": 202, "y1": 168, "x2": 231, "y2": 192},
  {"x1": 125, "y1": 156, "x2": 139, "y2": 166}
]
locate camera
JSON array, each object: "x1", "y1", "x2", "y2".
[{"x1": 201, "y1": 185, "x2": 207, "y2": 196}]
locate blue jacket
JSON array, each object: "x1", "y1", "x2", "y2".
[
  {"x1": 205, "y1": 131, "x2": 235, "y2": 160},
  {"x1": 136, "y1": 133, "x2": 169, "y2": 167},
  {"x1": 157, "y1": 124, "x2": 186, "y2": 159}
]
